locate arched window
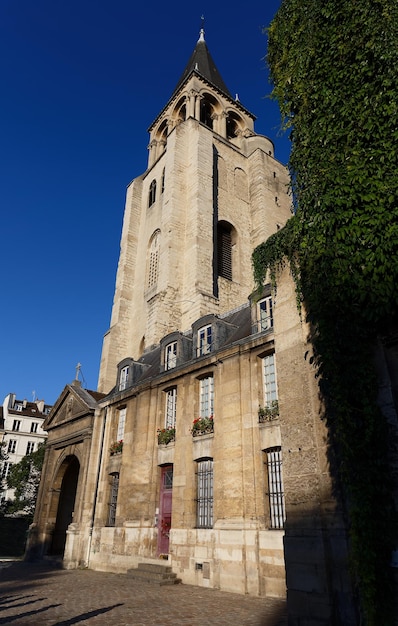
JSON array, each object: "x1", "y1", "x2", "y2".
[
  {"x1": 147, "y1": 230, "x2": 160, "y2": 289},
  {"x1": 200, "y1": 100, "x2": 214, "y2": 129},
  {"x1": 217, "y1": 221, "x2": 233, "y2": 281},
  {"x1": 148, "y1": 179, "x2": 157, "y2": 207}
]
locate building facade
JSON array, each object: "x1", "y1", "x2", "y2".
[
  {"x1": 0, "y1": 393, "x2": 50, "y2": 503},
  {"x1": 27, "y1": 29, "x2": 366, "y2": 624}
]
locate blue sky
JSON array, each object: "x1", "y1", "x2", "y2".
[{"x1": 0, "y1": 0, "x2": 289, "y2": 405}]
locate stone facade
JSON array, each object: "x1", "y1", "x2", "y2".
[{"x1": 27, "y1": 28, "x2": 379, "y2": 625}]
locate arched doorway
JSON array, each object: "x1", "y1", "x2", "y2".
[{"x1": 50, "y1": 456, "x2": 80, "y2": 555}]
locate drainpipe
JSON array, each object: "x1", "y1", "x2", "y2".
[{"x1": 85, "y1": 406, "x2": 107, "y2": 568}]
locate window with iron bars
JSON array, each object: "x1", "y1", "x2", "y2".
[
  {"x1": 196, "y1": 459, "x2": 213, "y2": 528},
  {"x1": 264, "y1": 447, "x2": 286, "y2": 529},
  {"x1": 107, "y1": 472, "x2": 120, "y2": 527}
]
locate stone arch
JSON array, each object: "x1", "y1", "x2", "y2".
[
  {"x1": 199, "y1": 92, "x2": 221, "y2": 129},
  {"x1": 172, "y1": 96, "x2": 187, "y2": 125},
  {"x1": 226, "y1": 110, "x2": 245, "y2": 139},
  {"x1": 146, "y1": 229, "x2": 161, "y2": 290},
  {"x1": 48, "y1": 455, "x2": 80, "y2": 555}
]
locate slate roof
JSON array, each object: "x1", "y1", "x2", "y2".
[
  {"x1": 103, "y1": 303, "x2": 259, "y2": 400},
  {"x1": 172, "y1": 30, "x2": 232, "y2": 99}
]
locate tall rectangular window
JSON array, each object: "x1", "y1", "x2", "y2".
[
  {"x1": 12, "y1": 420, "x2": 21, "y2": 432},
  {"x1": 258, "y1": 297, "x2": 273, "y2": 332},
  {"x1": 117, "y1": 408, "x2": 126, "y2": 442},
  {"x1": 119, "y1": 366, "x2": 129, "y2": 391},
  {"x1": 26, "y1": 441, "x2": 35, "y2": 455},
  {"x1": 197, "y1": 325, "x2": 212, "y2": 356},
  {"x1": 200, "y1": 376, "x2": 214, "y2": 418},
  {"x1": 264, "y1": 447, "x2": 286, "y2": 529},
  {"x1": 31, "y1": 422, "x2": 39, "y2": 433},
  {"x1": 7, "y1": 440, "x2": 17, "y2": 454},
  {"x1": 107, "y1": 473, "x2": 120, "y2": 527},
  {"x1": 196, "y1": 459, "x2": 213, "y2": 528},
  {"x1": 165, "y1": 342, "x2": 177, "y2": 370},
  {"x1": 165, "y1": 388, "x2": 177, "y2": 429},
  {"x1": 263, "y1": 354, "x2": 277, "y2": 407},
  {"x1": 1, "y1": 462, "x2": 11, "y2": 479}
]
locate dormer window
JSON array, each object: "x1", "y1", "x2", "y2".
[
  {"x1": 148, "y1": 179, "x2": 157, "y2": 207},
  {"x1": 119, "y1": 365, "x2": 129, "y2": 391},
  {"x1": 15, "y1": 404, "x2": 22, "y2": 412},
  {"x1": 197, "y1": 325, "x2": 212, "y2": 356},
  {"x1": 258, "y1": 296, "x2": 273, "y2": 332},
  {"x1": 165, "y1": 341, "x2": 177, "y2": 370}
]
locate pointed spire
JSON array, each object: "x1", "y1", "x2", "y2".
[{"x1": 172, "y1": 22, "x2": 232, "y2": 98}]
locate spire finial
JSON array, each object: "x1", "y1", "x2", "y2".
[{"x1": 198, "y1": 15, "x2": 205, "y2": 42}]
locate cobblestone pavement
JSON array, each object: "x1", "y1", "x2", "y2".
[{"x1": 0, "y1": 561, "x2": 287, "y2": 626}]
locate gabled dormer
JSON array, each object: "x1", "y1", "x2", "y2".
[{"x1": 147, "y1": 28, "x2": 257, "y2": 168}]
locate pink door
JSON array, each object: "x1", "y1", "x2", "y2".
[{"x1": 158, "y1": 465, "x2": 173, "y2": 555}]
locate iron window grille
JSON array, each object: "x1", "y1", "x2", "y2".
[
  {"x1": 265, "y1": 447, "x2": 286, "y2": 529},
  {"x1": 196, "y1": 459, "x2": 213, "y2": 528},
  {"x1": 107, "y1": 472, "x2": 120, "y2": 527}
]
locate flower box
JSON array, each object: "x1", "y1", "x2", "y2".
[
  {"x1": 191, "y1": 416, "x2": 214, "y2": 437},
  {"x1": 110, "y1": 440, "x2": 123, "y2": 455},
  {"x1": 258, "y1": 401, "x2": 279, "y2": 423},
  {"x1": 157, "y1": 427, "x2": 176, "y2": 445}
]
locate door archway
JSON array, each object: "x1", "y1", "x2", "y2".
[{"x1": 50, "y1": 456, "x2": 80, "y2": 555}]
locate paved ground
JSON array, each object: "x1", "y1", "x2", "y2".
[{"x1": 0, "y1": 560, "x2": 287, "y2": 626}]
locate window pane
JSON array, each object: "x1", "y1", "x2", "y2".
[
  {"x1": 117, "y1": 408, "x2": 126, "y2": 441},
  {"x1": 165, "y1": 388, "x2": 177, "y2": 429},
  {"x1": 165, "y1": 342, "x2": 177, "y2": 370},
  {"x1": 258, "y1": 297, "x2": 273, "y2": 331},
  {"x1": 263, "y1": 354, "x2": 277, "y2": 406},
  {"x1": 200, "y1": 377, "x2": 214, "y2": 418},
  {"x1": 198, "y1": 325, "x2": 212, "y2": 356}
]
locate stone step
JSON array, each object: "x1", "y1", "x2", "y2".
[{"x1": 127, "y1": 562, "x2": 181, "y2": 585}]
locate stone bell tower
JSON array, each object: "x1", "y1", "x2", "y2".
[{"x1": 98, "y1": 28, "x2": 291, "y2": 393}]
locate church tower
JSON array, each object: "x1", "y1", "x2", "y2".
[{"x1": 98, "y1": 28, "x2": 291, "y2": 393}]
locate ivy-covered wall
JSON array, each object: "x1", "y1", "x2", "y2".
[{"x1": 253, "y1": 0, "x2": 398, "y2": 623}]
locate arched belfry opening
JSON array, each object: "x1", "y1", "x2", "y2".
[
  {"x1": 200, "y1": 93, "x2": 219, "y2": 129},
  {"x1": 49, "y1": 455, "x2": 80, "y2": 555}
]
